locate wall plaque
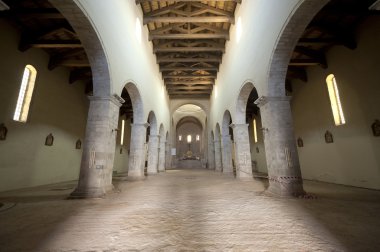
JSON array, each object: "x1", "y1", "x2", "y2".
[
  {"x1": 0, "y1": 123, "x2": 7, "y2": 141},
  {"x1": 297, "y1": 137, "x2": 304, "y2": 147},
  {"x1": 76, "y1": 139, "x2": 82, "y2": 149},
  {"x1": 372, "y1": 119, "x2": 380, "y2": 137},
  {"x1": 45, "y1": 133, "x2": 54, "y2": 146},
  {"x1": 325, "y1": 131, "x2": 333, "y2": 144},
  {"x1": 256, "y1": 147, "x2": 259, "y2": 153}
]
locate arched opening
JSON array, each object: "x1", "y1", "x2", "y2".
[
  {"x1": 172, "y1": 104, "x2": 207, "y2": 169},
  {"x1": 112, "y1": 82, "x2": 144, "y2": 181},
  {"x1": 176, "y1": 116, "x2": 203, "y2": 169}
]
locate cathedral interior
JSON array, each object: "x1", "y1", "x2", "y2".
[{"x1": 0, "y1": 0, "x2": 380, "y2": 251}]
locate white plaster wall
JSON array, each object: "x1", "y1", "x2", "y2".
[
  {"x1": 210, "y1": 0, "x2": 300, "y2": 128},
  {"x1": 0, "y1": 20, "x2": 88, "y2": 192},
  {"x1": 292, "y1": 17, "x2": 380, "y2": 190},
  {"x1": 75, "y1": 0, "x2": 170, "y2": 128}
]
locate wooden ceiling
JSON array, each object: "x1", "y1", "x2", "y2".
[
  {"x1": 1, "y1": 0, "x2": 93, "y2": 92},
  {"x1": 137, "y1": 0, "x2": 240, "y2": 99},
  {"x1": 286, "y1": 0, "x2": 380, "y2": 86},
  {"x1": 1, "y1": 0, "x2": 379, "y2": 115}
]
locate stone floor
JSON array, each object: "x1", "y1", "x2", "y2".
[{"x1": 1, "y1": 169, "x2": 380, "y2": 252}]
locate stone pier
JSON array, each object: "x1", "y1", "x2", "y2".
[
  {"x1": 208, "y1": 142, "x2": 215, "y2": 170},
  {"x1": 232, "y1": 124, "x2": 253, "y2": 180},
  {"x1": 221, "y1": 135, "x2": 233, "y2": 175},
  {"x1": 214, "y1": 139, "x2": 222, "y2": 172},
  {"x1": 127, "y1": 123, "x2": 148, "y2": 180},
  {"x1": 70, "y1": 95, "x2": 123, "y2": 198},
  {"x1": 158, "y1": 139, "x2": 166, "y2": 172},
  {"x1": 256, "y1": 96, "x2": 304, "y2": 196},
  {"x1": 147, "y1": 135, "x2": 160, "y2": 175}
]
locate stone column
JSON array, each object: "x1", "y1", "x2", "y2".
[
  {"x1": 255, "y1": 96, "x2": 304, "y2": 196},
  {"x1": 165, "y1": 142, "x2": 171, "y2": 169},
  {"x1": 214, "y1": 139, "x2": 222, "y2": 172},
  {"x1": 221, "y1": 135, "x2": 234, "y2": 175},
  {"x1": 70, "y1": 95, "x2": 123, "y2": 198},
  {"x1": 127, "y1": 123, "x2": 148, "y2": 180},
  {"x1": 231, "y1": 124, "x2": 253, "y2": 180},
  {"x1": 158, "y1": 139, "x2": 166, "y2": 172},
  {"x1": 208, "y1": 142, "x2": 215, "y2": 170},
  {"x1": 147, "y1": 134, "x2": 160, "y2": 175}
]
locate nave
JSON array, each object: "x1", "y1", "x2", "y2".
[{"x1": 1, "y1": 168, "x2": 380, "y2": 251}]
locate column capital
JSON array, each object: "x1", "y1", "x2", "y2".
[
  {"x1": 254, "y1": 96, "x2": 292, "y2": 107},
  {"x1": 88, "y1": 94, "x2": 125, "y2": 107}
]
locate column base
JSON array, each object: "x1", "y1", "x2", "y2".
[
  {"x1": 266, "y1": 176, "x2": 305, "y2": 197},
  {"x1": 68, "y1": 187, "x2": 106, "y2": 199}
]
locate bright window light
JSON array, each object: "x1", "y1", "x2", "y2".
[
  {"x1": 196, "y1": 135, "x2": 200, "y2": 141},
  {"x1": 326, "y1": 74, "x2": 346, "y2": 126},
  {"x1": 253, "y1": 119, "x2": 258, "y2": 143},
  {"x1": 121, "y1": 119, "x2": 125, "y2": 145},
  {"x1": 178, "y1": 135, "x2": 182, "y2": 141},
  {"x1": 14, "y1": 65, "x2": 37, "y2": 123},
  {"x1": 135, "y1": 17, "x2": 142, "y2": 44},
  {"x1": 187, "y1": 135, "x2": 192, "y2": 143},
  {"x1": 236, "y1": 16, "x2": 242, "y2": 43}
]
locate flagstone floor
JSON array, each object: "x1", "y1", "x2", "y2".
[{"x1": 1, "y1": 168, "x2": 380, "y2": 251}]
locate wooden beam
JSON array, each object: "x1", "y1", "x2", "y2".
[
  {"x1": 157, "y1": 57, "x2": 221, "y2": 63},
  {"x1": 160, "y1": 66, "x2": 218, "y2": 71},
  {"x1": 137, "y1": 0, "x2": 241, "y2": 4},
  {"x1": 287, "y1": 67, "x2": 307, "y2": 82},
  {"x1": 149, "y1": 33, "x2": 229, "y2": 40},
  {"x1": 309, "y1": 24, "x2": 357, "y2": 49},
  {"x1": 48, "y1": 49, "x2": 86, "y2": 70},
  {"x1": 154, "y1": 47, "x2": 225, "y2": 53},
  {"x1": 30, "y1": 40, "x2": 82, "y2": 49},
  {"x1": 1, "y1": 8, "x2": 64, "y2": 19},
  {"x1": 289, "y1": 59, "x2": 325, "y2": 67},
  {"x1": 19, "y1": 24, "x2": 77, "y2": 52},
  {"x1": 294, "y1": 46, "x2": 327, "y2": 68},
  {"x1": 167, "y1": 86, "x2": 213, "y2": 90},
  {"x1": 144, "y1": 16, "x2": 234, "y2": 25},
  {"x1": 53, "y1": 58, "x2": 90, "y2": 68},
  {"x1": 165, "y1": 80, "x2": 214, "y2": 85},
  {"x1": 298, "y1": 38, "x2": 340, "y2": 45},
  {"x1": 163, "y1": 75, "x2": 217, "y2": 79},
  {"x1": 69, "y1": 68, "x2": 92, "y2": 84},
  {"x1": 168, "y1": 91, "x2": 211, "y2": 95}
]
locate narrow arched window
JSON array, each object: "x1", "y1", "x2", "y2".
[
  {"x1": 13, "y1": 65, "x2": 37, "y2": 122},
  {"x1": 253, "y1": 118, "x2": 258, "y2": 143},
  {"x1": 326, "y1": 74, "x2": 345, "y2": 126}
]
